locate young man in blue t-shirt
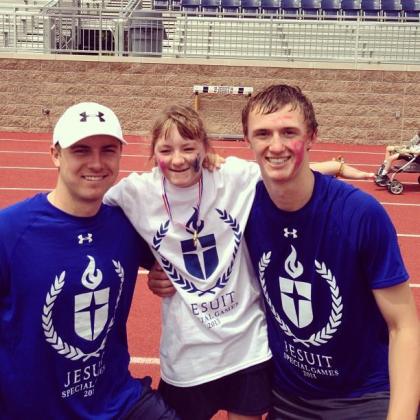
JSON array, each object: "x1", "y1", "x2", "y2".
[
  {"x1": 242, "y1": 84, "x2": 420, "y2": 419},
  {"x1": 0, "y1": 102, "x2": 179, "y2": 419}
]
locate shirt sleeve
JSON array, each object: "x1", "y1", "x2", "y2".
[
  {"x1": 103, "y1": 177, "x2": 128, "y2": 207},
  {"x1": 224, "y1": 156, "x2": 261, "y2": 185},
  {"x1": 357, "y1": 197, "x2": 408, "y2": 289},
  {"x1": 104, "y1": 173, "x2": 147, "y2": 223}
]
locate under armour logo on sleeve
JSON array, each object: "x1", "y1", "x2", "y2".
[
  {"x1": 78, "y1": 233, "x2": 93, "y2": 244},
  {"x1": 80, "y1": 111, "x2": 105, "y2": 122},
  {"x1": 283, "y1": 228, "x2": 298, "y2": 238}
]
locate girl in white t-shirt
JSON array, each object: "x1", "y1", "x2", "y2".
[{"x1": 105, "y1": 105, "x2": 272, "y2": 420}]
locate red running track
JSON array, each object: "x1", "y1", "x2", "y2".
[{"x1": 1, "y1": 132, "x2": 419, "y2": 419}]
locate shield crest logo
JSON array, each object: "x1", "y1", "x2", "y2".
[
  {"x1": 74, "y1": 288, "x2": 110, "y2": 341},
  {"x1": 181, "y1": 234, "x2": 219, "y2": 280},
  {"x1": 279, "y1": 277, "x2": 313, "y2": 328}
]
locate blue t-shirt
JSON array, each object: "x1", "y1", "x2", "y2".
[
  {"x1": 245, "y1": 172, "x2": 408, "y2": 399},
  {"x1": 0, "y1": 193, "x2": 154, "y2": 419}
]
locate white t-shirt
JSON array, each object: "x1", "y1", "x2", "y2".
[{"x1": 105, "y1": 157, "x2": 271, "y2": 386}]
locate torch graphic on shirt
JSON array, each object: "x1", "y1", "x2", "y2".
[
  {"x1": 181, "y1": 207, "x2": 219, "y2": 280},
  {"x1": 279, "y1": 245, "x2": 313, "y2": 329},
  {"x1": 74, "y1": 256, "x2": 109, "y2": 341}
]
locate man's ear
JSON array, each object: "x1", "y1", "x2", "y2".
[
  {"x1": 50, "y1": 145, "x2": 61, "y2": 169},
  {"x1": 306, "y1": 131, "x2": 318, "y2": 151}
]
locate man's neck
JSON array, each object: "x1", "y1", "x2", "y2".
[
  {"x1": 48, "y1": 190, "x2": 101, "y2": 217},
  {"x1": 263, "y1": 168, "x2": 315, "y2": 212}
]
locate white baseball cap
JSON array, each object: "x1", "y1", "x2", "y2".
[{"x1": 53, "y1": 102, "x2": 127, "y2": 148}]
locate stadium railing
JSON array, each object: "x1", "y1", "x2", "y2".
[{"x1": 0, "y1": 0, "x2": 419, "y2": 63}]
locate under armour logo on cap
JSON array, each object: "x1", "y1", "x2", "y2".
[
  {"x1": 52, "y1": 102, "x2": 126, "y2": 149},
  {"x1": 284, "y1": 228, "x2": 298, "y2": 238},
  {"x1": 79, "y1": 111, "x2": 105, "y2": 122}
]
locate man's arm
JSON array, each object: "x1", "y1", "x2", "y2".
[
  {"x1": 147, "y1": 261, "x2": 176, "y2": 297},
  {"x1": 373, "y1": 282, "x2": 420, "y2": 420}
]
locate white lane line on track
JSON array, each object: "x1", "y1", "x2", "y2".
[
  {"x1": 130, "y1": 357, "x2": 160, "y2": 365},
  {"x1": 311, "y1": 149, "x2": 383, "y2": 155},
  {"x1": 0, "y1": 167, "x2": 143, "y2": 173},
  {"x1": 0, "y1": 151, "x2": 150, "y2": 158},
  {"x1": 382, "y1": 202, "x2": 420, "y2": 207},
  {"x1": 0, "y1": 187, "x2": 49, "y2": 191},
  {"x1": 397, "y1": 234, "x2": 420, "y2": 238},
  {"x1": 0, "y1": 138, "x2": 151, "y2": 146}
]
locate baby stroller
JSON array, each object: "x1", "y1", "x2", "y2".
[{"x1": 375, "y1": 153, "x2": 420, "y2": 194}]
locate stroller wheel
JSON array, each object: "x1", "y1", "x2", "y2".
[
  {"x1": 387, "y1": 180, "x2": 404, "y2": 195},
  {"x1": 374, "y1": 174, "x2": 389, "y2": 187}
]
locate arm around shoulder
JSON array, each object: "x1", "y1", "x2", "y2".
[{"x1": 373, "y1": 282, "x2": 420, "y2": 420}]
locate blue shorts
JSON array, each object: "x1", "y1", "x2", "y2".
[
  {"x1": 123, "y1": 377, "x2": 181, "y2": 420},
  {"x1": 158, "y1": 360, "x2": 272, "y2": 420}
]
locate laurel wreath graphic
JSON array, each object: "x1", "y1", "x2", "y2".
[
  {"x1": 258, "y1": 252, "x2": 342, "y2": 348},
  {"x1": 152, "y1": 209, "x2": 242, "y2": 296},
  {"x1": 42, "y1": 260, "x2": 125, "y2": 361},
  {"x1": 152, "y1": 220, "x2": 170, "y2": 250}
]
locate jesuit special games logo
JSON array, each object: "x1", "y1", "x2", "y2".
[
  {"x1": 42, "y1": 256, "x2": 125, "y2": 361},
  {"x1": 152, "y1": 207, "x2": 242, "y2": 297},
  {"x1": 258, "y1": 245, "x2": 343, "y2": 348},
  {"x1": 279, "y1": 247, "x2": 313, "y2": 329},
  {"x1": 180, "y1": 208, "x2": 218, "y2": 280}
]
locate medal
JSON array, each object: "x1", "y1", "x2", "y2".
[
  {"x1": 193, "y1": 230, "x2": 199, "y2": 248},
  {"x1": 161, "y1": 175, "x2": 203, "y2": 249}
]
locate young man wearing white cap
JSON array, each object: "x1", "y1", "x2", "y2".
[{"x1": 0, "y1": 102, "x2": 179, "y2": 419}]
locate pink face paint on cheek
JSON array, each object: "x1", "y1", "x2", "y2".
[
  {"x1": 289, "y1": 139, "x2": 305, "y2": 171},
  {"x1": 157, "y1": 159, "x2": 167, "y2": 171}
]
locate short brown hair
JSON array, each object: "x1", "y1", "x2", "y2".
[
  {"x1": 150, "y1": 105, "x2": 210, "y2": 158},
  {"x1": 241, "y1": 84, "x2": 318, "y2": 138}
]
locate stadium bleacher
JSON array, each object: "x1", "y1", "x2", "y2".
[
  {"x1": 301, "y1": 0, "x2": 322, "y2": 16},
  {"x1": 0, "y1": 0, "x2": 419, "y2": 61},
  {"x1": 361, "y1": 0, "x2": 381, "y2": 17},
  {"x1": 153, "y1": 0, "x2": 420, "y2": 18},
  {"x1": 320, "y1": 0, "x2": 341, "y2": 16},
  {"x1": 404, "y1": 0, "x2": 420, "y2": 19},
  {"x1": 382, "y1": 0, "x2": 402, "y2": 18}
]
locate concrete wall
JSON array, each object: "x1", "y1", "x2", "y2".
[{"x1": 0, "y1": 54, "x2": 419, "y2": 144}]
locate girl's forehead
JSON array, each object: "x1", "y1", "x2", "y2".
[{"x1": 156, "y1": 126, "x2": 203, "y2": 145}]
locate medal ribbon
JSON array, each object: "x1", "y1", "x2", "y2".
[{"x1": 161, "y1": 175, "x2": 203, "y2": 248}]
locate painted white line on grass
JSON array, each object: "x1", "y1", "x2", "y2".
[{"x1": 130, "y1": 357, "x2": 160, "y2": 365}]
